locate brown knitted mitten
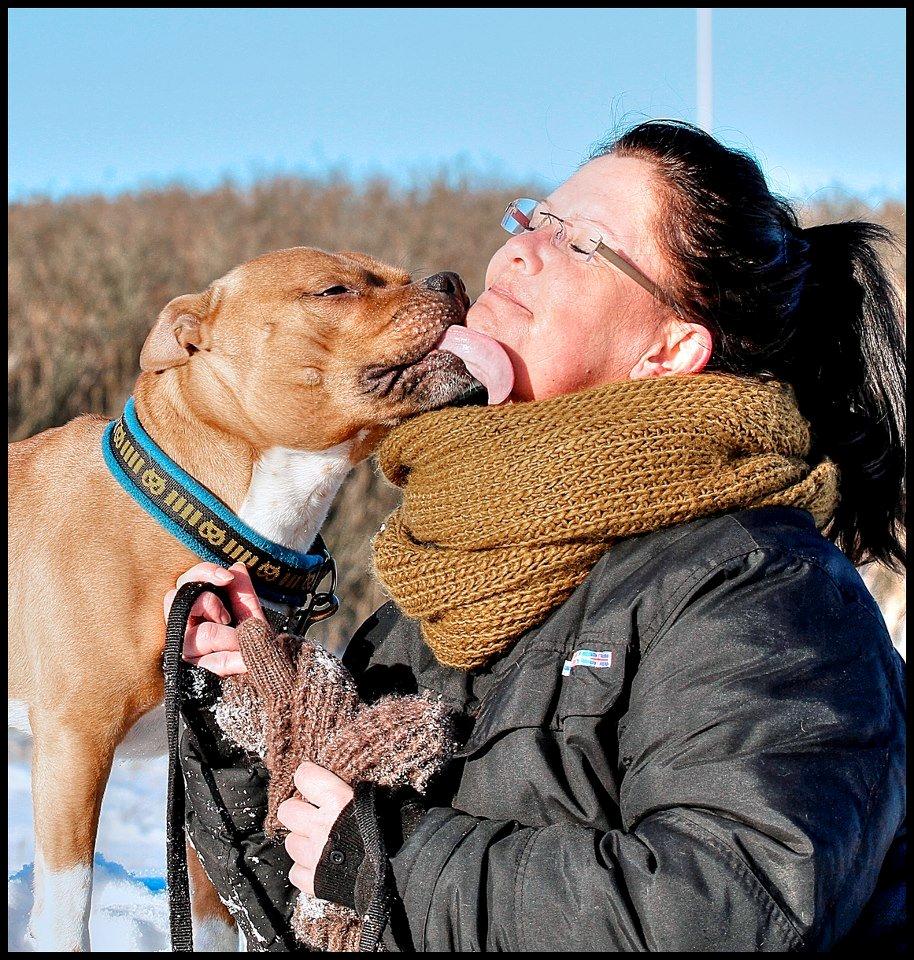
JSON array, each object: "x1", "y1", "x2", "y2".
[
  {"x1": 265, "y1": 639, "x2": 362, "y2": 838},
  {"x1": 212, "y1": 616, "x2": 455, "y2": 952},
  {"x1": 291, "y1": 897, "x2": 364, "y2": 952},
  {"x1": 319, "y1": 692, "x2": 455, "y2": 792}
]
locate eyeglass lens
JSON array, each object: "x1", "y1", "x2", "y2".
[
  {"x1": 502, "y1": 199, "x2": 601, "y2": 256},
  {"x1": 501, "y1": 198, "x2": 539, "y2": 235}
]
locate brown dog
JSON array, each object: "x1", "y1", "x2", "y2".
[{"x1": 7, "y1": 247, "x2": 508, "y2": 951}]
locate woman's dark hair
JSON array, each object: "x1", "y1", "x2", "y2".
[{"x1": 589, "y1": 119, "x2": 906, "y2": 571}]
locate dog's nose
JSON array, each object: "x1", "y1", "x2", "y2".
[{"x1": 423, "y1": 272, "x2": 467, "y2": 304}]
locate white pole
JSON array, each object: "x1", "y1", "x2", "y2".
[{"x1": 697, "y1": 8, "x2": 713, "y2": 132}]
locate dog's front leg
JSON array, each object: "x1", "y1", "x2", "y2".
[{"x1": 28, "y1": 713, "x2": 115, "y2": 952}]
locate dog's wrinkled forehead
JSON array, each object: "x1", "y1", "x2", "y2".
[{"x1": 214, "y1": 247, "x2": 410, "y2": 302}]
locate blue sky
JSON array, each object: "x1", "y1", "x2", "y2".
[{"x1": 8, "y1": 8, "x2": 906, "y2": 203}]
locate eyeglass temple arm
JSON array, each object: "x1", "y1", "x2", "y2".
[{"x1": 596, "y1": 240, "x2": 665, "y2": 302}]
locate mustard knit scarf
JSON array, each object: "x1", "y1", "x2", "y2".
[{"x1": 372, "y1": 372, "x2": 839, "y2": 670}]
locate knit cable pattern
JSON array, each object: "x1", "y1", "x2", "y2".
[{"x1": 372, "y1": 372, "x2": 839, "y2": 670}]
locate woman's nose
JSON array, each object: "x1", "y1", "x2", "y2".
[{"x1": 500, "y1": 229, "x2": 546, "y2": 274}]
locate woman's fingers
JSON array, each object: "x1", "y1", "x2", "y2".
[
  {"x1": 188, "y1": 591, "x2": 232, "y2": 625},
  {"x1": 185, "y1": 650, "x2": 248, "y2": 677},
  {"x1": 182, "y1": 621, "x2": 241, "y2": 660},
  {"x1": 164, "y1": 582, "x2": 230, "y2": 626},
  {"x1": 288, "y1": 862, "x2": 315, "y2": 896},
  {"x1": 293, "y1": 761, "x2": 353, "y2": 810},
  {"x1": 165, "y1": 563, "x2": 234, "y2": 626},
  {"x1": 167, "y1": 562, "x2": 270, "y2": 675},
  {"x1": 284, "y1": 831, "x2": 325, "y2": 870},
  {"x1": 166, "y1": 561, "x2": 257, "y2": 677},
  {"x1": 175, "y1": 562, "x2": 233, "y2": 591},
  {"x1": 277, "y1": 796, "x2": 326, "y2": 835},
  {"x1": 224, "y1": 562, "x2": 266, "y2": 622}
]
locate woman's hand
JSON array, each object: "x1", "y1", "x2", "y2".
[
  {"x1": 277, "y1": 761, "x2": 355, "y2": 897},
  {"x1": 162, "y1": 560, "x2": 266, "y2": 677}
]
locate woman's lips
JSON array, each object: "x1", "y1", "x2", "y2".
[{"x1": 485, "y1": 285, "x2": 529, "y2": 312}]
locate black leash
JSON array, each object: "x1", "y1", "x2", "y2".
[
  {"x1": 165, "y1": 582, "x2": 286, "y2": 952},
  {"x1": 164, "y1": 581, "x2": 228, "y2": 952}
]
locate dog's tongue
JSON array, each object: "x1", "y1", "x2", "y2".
[{"x1": 436, "y1": 325, "x2": 514, "y2": 405}]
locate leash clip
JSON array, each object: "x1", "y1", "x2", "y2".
[{"x1": 284, "y1": 559, "x2": 339, "y2": 636}]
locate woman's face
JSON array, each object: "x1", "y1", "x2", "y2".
[{"x1": 466, "y1": 154, "x2": 709, "y2": 402}]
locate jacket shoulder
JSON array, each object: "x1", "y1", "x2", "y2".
[
  {"x1": 342, "y1": 601, "x2": 475, "y2": 710},
  {"x1": 616, "y1": 509, "x2": 905, "y2": 947},
  {"x1": 727, "y1": 506, "x2": 885, "y2": 611},
  {"x1": 578, "y1": 506, "x2": 889, "y2": 652}
]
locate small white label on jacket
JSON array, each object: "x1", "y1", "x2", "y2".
[{"x1": 562, "y1": 649, "x2": 613, "y2": 676}]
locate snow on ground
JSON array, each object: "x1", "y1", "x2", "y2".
[
  {"x1": 8, "y1": 732, "x2": 172, "y2": 952},
  {"x1": 9, "y1": 856, "x2": 170, "y2": 952}
]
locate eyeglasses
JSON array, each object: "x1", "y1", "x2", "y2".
[{"x1": 501, "y1": 198, "x2": 666, "y2": 302}]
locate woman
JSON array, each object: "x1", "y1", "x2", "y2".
[{"x1": 170, "y1": 120, "x2": 906, "y2": 951}]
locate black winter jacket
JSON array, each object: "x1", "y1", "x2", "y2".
[{"x1": 181, "y1": 505, "x2": 906, "y2": 952}]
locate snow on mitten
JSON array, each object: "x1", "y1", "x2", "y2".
[
  {"x1": 291, "y1": 897, "x2": 364, "y2": 952},
  {"x1": 212, "y1": 618, "x2": 301, "y2": 755},
  {"x1": 262, "y1": 638, "x2": 362, "y2": 838},
  {"x1": 318, "y1": 692, "x2": 456, "y2": 792}
]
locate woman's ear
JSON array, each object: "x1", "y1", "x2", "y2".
[
  {"x1": 139, "y1": 291, "x2": 212, "y2": 373},
  {"x1": 629, "y1": 320, "x2": 713, "y2": 379},
  {"x1": 671, "y1": 321, "x2": 713, "y2": 374}
]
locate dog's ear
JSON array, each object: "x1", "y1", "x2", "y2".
[{"x1": 139, "y1": 292, "x2": 211, "y2": 373}]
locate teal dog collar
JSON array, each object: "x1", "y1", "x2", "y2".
[{"x1": 103, "y1": 397, "x2": 335, "y2": 610}]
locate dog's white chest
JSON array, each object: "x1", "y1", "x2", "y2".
[{"x1": 238, "y1": 442, "x2": 356, "y2": 552}]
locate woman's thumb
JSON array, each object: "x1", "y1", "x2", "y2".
[{"x1": 226, "y1": 561, "x2": 265, "y2": 621}]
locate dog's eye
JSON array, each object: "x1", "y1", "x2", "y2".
[{"x1": 316, "y1": 285, "x2": 353, "y2": 297}]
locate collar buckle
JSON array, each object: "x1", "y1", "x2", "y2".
[{"x1": 283, "y1": 558, "x2": 339, "y2": 637}]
